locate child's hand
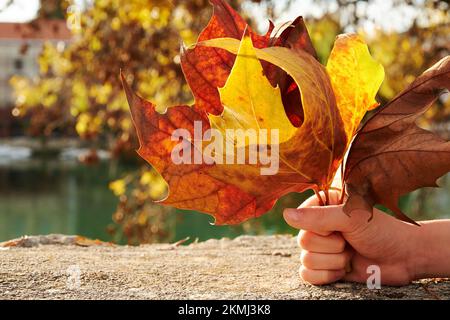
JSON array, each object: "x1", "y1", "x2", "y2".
[{"x1": 283, "y1": 191, "x2": 450, "y2": 286}]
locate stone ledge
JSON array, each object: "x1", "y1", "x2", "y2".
[{"x1": 0, "y1": 234, "x2": 449, "y2": 300}]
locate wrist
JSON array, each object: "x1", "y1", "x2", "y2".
[
  {"x1": 408, "y1": 222, "x2": 429, "y2": 281},
  {"x1": 408, "y1": 220, "x2": 450, "y2": 280}
]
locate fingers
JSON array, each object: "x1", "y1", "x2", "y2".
[
  {"x1": 297, "y1": 230, "x2": 352, "y2": 286},
  {"x1": 299, "y1": 266, "x2": 346, "y2": 286},
  {"x1": 298, "y1": 230, "x2": 346, "y2": 254},
  {"x1": 299, "y1": 249, "x2": 353, "y2": 285},
  {"x1": 286, "y1": 192, "x2": 370, "y2": 286},
  {"x1": 284, "y1": 205, "x2": 369, "y2": 234},
  {"x1": 300, "y1": 249, "x2": 353, "y2": 270}
]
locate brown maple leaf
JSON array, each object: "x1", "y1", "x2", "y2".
[{"x1": 344, "y1": 56, "x2": 450, "y2": 225}]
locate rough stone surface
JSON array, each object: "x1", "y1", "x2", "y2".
[{"x1": 0, "y1": 234, "x2": 449, "y2": 300}]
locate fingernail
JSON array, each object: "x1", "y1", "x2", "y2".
[{"x1": 283, "y1": 208, "x2": 300, "y2": 221}]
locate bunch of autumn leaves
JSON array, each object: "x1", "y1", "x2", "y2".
[{"x1": 122, "y1": 0, "x2": 450, "y2": 225}]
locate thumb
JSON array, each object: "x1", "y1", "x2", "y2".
[{"x1": 283, "y1": 205, "x2": 370, "y2": 234}]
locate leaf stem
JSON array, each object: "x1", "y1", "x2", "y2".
[
  {"x1": 339, "y1": 184, "x2": 346, "y2": 205},
  {"x1": 324, "y1": 189, "x2": 330, "y2": 206},
  {"x1": 314, "y1": 189, "x2": 325, "y2": 206},
  {"x1": 339, "y1": 163, "x2": 346, "y2": 205}
]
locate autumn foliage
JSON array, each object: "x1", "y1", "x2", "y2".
[{"x1": 122, "y1": 0, "x2": 450, "y2": 226}]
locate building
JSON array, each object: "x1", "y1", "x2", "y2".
[{"x1": 0, "y1": 19, "x2": 71, "y2": 136}]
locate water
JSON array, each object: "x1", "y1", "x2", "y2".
[
  {"x1": 0, "y1": 156, "x2": 301, "y2": 243},
  {"x1": 0, "y1": 155, "x2": 449, "y2": 244},
  {"x1": 0, "y1": 158, "x2": 120, "y2": 242}
]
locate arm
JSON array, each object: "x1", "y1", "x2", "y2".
[{"x1": 413, "y1": 220, "x2": 450, "y2": 280}]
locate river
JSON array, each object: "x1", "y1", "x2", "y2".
[{"x1": 0, "y1": 149, "x2": 448, "y2": 244}]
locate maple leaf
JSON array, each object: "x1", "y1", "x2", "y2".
[
  {"x1": 202, "y1": 32, "x2": 384, "y2": 158},
  {"x1": 326, "y1": 34, "x2": 385, "y2": 143},
  {"x1": 180, "y1": 0, "x2": 317, "y2": 126},
  {"x1": 266, "y1": 16, "x2": 318, "y2": 127},
  {"x1": 180, "y1": 0, "x2": 273, "y2": 116},
  {"x1": 208, "y1": 33, "x2": 297, "y2": 145},
  {"x1": 121, "y1": 31, "x2": 347, "y2": 224},
  {"x1": 344, "y1": 56, "x2": 450, "y2": 225},
  {"x1": 122, "y1": 0, "x2": 391, "y2": 224},
  {"x1": 199, "y1": 35, "x2": 347, "y2": 181}
]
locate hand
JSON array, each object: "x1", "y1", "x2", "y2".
[{"x1": 284, "y1": 191, "x2": 450, "y2": 286}]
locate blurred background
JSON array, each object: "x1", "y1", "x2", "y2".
[{"x1": 0, "y1": 0, "x2": 448, "y2": 245}]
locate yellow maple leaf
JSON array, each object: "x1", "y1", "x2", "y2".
[
  {"x1": 209, "y1": 35, "x2": 296, "y2": 147},
  {"x1": 326, "y1": 34, "x2": 385, "y2": 141}
]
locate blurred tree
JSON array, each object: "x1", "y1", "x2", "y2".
[
  {"x1": 108, "y1": 167, "x2": 174, "y2": 244},
  {"x1": 11, "y1": 0, "x2": 269, "y2": 153},
  {"x1": 9, "y1": 0, "x2": 450, "y2": 242},
  {"x1": 37, "y1": 0, "x2": 66, "y2": 19}
]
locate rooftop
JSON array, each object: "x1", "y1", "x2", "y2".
[{"x1": 0, "y1": 19, "x2": 71, "y2": 41}]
